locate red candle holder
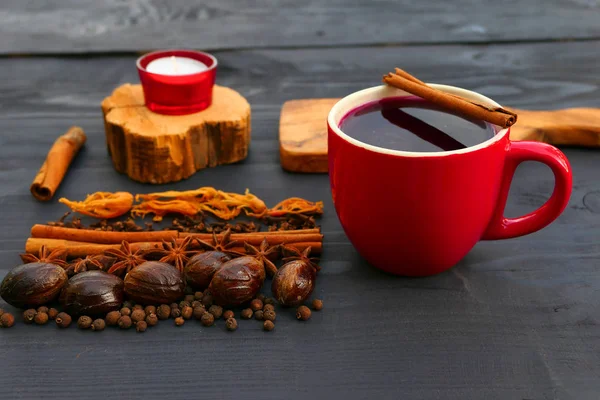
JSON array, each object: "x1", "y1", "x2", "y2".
[{"x1": 136, "y1": 50, "x2": 218, "y2": 115}]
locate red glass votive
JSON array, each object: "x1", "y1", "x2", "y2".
[{"x1": 136, "y1": 50, "x2": 218, "y2": 115}]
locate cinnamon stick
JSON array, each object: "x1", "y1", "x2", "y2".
[
  {"x1": 30, "y1": 225, "x2": 178, "y2": 244},
  {"x1": 382, "y1": 69, "x2": 517, "y2": 128},
  {"x1": 182, "y1": 233, "x2": 323, "y2": 248},
  {"x1": 30, "y1": 126, "x2": 87, "y2": 201}
]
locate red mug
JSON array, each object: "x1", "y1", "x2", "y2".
[{"x1": 327, "y1": 84, "x2": 572, "y2": 276}]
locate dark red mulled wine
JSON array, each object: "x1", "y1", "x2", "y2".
[{"x1": 339, "y1": 97, "x2": 497, "y2": 152}]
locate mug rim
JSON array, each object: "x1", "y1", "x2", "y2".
[{"x1": 327, "y1": 84, "x2": 509, "y2": 158}]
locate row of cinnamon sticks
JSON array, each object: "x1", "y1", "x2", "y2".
[{"x1": 26, "y1": 224, "x2": 323, "y2": 259}]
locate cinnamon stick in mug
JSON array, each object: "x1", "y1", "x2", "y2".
[
  {"x1": 383, "y1": 69, "x2": 517, "y2": 128},
  {"x1": 30, "y1": 126, "x2": 86, "y2": 201}
]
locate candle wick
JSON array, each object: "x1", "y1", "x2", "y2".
[{"x1": 171, "y1": 56, "x2": 179, "y2": 73}]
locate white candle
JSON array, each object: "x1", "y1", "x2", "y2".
[{"x1": 145, "y1": 56, "x2": 208, "y2": 76}]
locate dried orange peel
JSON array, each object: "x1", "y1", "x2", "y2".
[{"x1": 59, "y1": 192, "x2": 134, "y2": 219}]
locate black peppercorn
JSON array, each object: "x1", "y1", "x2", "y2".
[
  {"x1": 23, "y1": 309, "x2": 37, "y2": 324},
  {"x1": 92, "y1": 319, "x2": 105, "y2": 331},
  {"x1": 254, "y1": 310, "x2": 264, "y2": 321},
  {"x1": 263, "y1": 304, "x2": 275, "y2": 313},
  {"x1": 250, "y1": 299, "x2": 263, "y2": 312},
  {"x1": 174, "y1": 317, "x2": 185, "y2": 326},
  {"x1": 37, "y1": 306, "x2": 49, "y2": 314},
  {"x1": 118, "y1": 315, "x2": 132, "y2": 329},
  {"x1": 264, "y1": 297, "x2": 276, "y2": 305},
  {"x1": 225, "y1": 317, "x2": 238, "y2": 331},
  {"x1": 157, "y1": 304, "x2": 171, "y2": 320},
  {"x1": 296, "y1": 306, "x2": 311, "y2": 321},
  {"x1": 34, "y1": 312, "x2": 49, "y2": 325},
  {"x1": 241, "y1": 308, "x2": 253, "y2": 319},
  {"x1": 201, "y1": 294, "x2": 213, "y2": 307},
  {"x1": 106, "y1": 311, "x2": 121, "y2": 326},
  {"x1": 223, "y1": 310, "x2": 234, "y2": 320},
  {"x1": 263, "y1": 310, "x2": 276, "y2": 322},
  {"x1": 146, "y1": 313, "x2": 158, "y2": 327},
  {"x1": 312, "y1": 299, "x2": 323, "y2": 311},
  {"x1": 55, "y1": 312, "x2": 72, "y2": 328},
  {"x1": 131, "y1": 309, "x2": 146, "y2": 324},
  {"x1": 194, "y1": 291, "x2": 203, "y2": 300},
  {"x1": 193, "y1": 306, "x2": 206, "y2": 320},
  {"x1": 120, "y1": 307, "x2": 131, "y2": 316},
  {"x1": 144, "y1": 305, "x2": 156, "y2": 316},
  {"x1": 263, "y1": 320, "x2": 275, "y2": 331},
  {"x1": 181, "y1": 305, "x2": 193, "y2": 320},
  {"x1": 208, "y1": 305, "x2": 223, "y2": 319},
  {"x1": 0, "y1": 313, "x2": 15, "y2": 328},
  {"x1": 184, "y1": 294, "x2": 195, "y2": 303},
  {"x1": 78, "y1": 316, "x2": 93, "y2": 329},
  {"x1": 136, "y1": 321, "x2": 148, "y2": 332},
  {"x1": 122, "y1": 301, "x2": 133, "y2": 309},
  {"x1": 48, "y1": 308, "x2": 59, "y2": 320},
  {"x1": 179, "y1": 300, "x2": 191, "y2": 309},
  {"x1": 201, "y1": 312, "x2": 214, "y2": 327}
]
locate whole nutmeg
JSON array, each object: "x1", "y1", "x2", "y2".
[
  {"x1": 250, "y1": 299, "x2": 263, "y2": 312},
  {"x1": 181, "y1": 306, "x2": 193, "y2": 320},
  {"x1": 124, "y1": 261, "x2": 185, "y2": 305},
  {"x1": 157, "y1": 304, "x2": 171, "y2": 320},
  {"x1": 201, "y1": 312, "x2": 214, "y2": 327},
  {"x1": 208, "y1": 305, "x2": 223, "y2": 320},
  {"x1": 0, "y1": 262, "x2": 68, "y2": 308},
  {"x1": 0, "y1": 313, "x2": 15, "y2": 328},
  {"x1": 185, "y1": 251, "x2": 231, "y2": 290},
  {"x1": 105, "y1": 311, "x2": 121, "y2": 326},
  {"x1": 23, "y1": 309, "x2": 37, "y2": 324},
  {"x1": 146, "y1": 313, "x2": 158, "y2": 327},
  {"x1": 131, "y1": 309, "x2": 146, "y2": 324},
  {"x1": 77, "y1": 316, "x2": 93, "y2": 329},
  {"x1": 240, "y1": 308, "x2": 253, "y2": 319},
  {"x1": 48, "y1": 308, "x2": 59, "y2": 320},
  {"x1": 55, "y1": 312, "x2": 72, "y2": 328},
  {"x1": 60, "y1": 271, "x2": 124, "y2": 316},
  {"x1": 271, "y1": 259, "x2": 316, "y2": 307},
  {"x1": 263, "y1": 320, "x2": 275, "y2": 331},
  {"x1": 34, "y1": 312, "x2": 49, "y2": 325},
  {"x1": 118, "y1": 315, "x2": 132, "y2": 329},
  {"x1": 92, "y1": 319, "x2": 106, "y2": 331},
  {"x1": 225, "y1": 317, "x2": 238, "y2": 331},
  {"x1": 208, "y1": 257, "x2": 266, "y2": 307},
  {"x1": 296, "y1": 305, "x2": 311, "y2": 321},
  {"x1": 136, "y1": 321, "x2": 148, "y2": 333}
]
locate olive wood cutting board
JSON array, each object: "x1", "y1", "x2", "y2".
[{"x1": 279, "y1": 99, "x2": 600, "y2": 173}]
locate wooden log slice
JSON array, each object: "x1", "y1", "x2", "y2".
[{"x1": 102, "y1": 84, "x2": 251, "y2": 184}]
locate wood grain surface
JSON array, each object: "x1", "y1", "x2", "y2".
[
  {"x1": 0, "y1": 36, "x2": 600, "y2": 400},
  {"x1": 0, "y1": 0, "x2": 599, "y2": 54}
]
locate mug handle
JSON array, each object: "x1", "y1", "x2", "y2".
[{"x1": 482, "y1": 141, "x2": 572, "y2": 240}]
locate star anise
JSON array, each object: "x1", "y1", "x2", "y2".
[
  {"x1": 67, "y1": 255, "x2": 106, "y2": 276},
  {"x1": 20, "y1": 245, "x2": 69, "y2": 268},
  {"x1": 104, "y1": 241, "x2": 146, "y2": 277},
  {"x1": 156, "y1": 236, "x2": 195, "y2": 273},
  {"x1": 244, "y1": 238, "x2": 281, "y2": 276},
  {"x1": 282, "y1": 245, "x2": 321, "y2": 272},
  {"x1": 194, "y1": 229, "x2": 243, "y2": 257}
]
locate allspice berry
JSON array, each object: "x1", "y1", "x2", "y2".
[
  {"x1": 0, "y1": 313, "x2": 15, "y2": 328},
  {"x1": 263, "y1": 310, "x2": 276, "y2": 322},
  {"x1": 170, "y1": 302, "x2": 178, "y2": 309},
  {"x1": 171, "y1": 308, "x2": 182, "y2": 318},
  {"x1": 48, "y1": 308, "x2": 59, "y2": 320},
  {"x1": 184, "y1": 294, "x2": 195, "y2": 303},
  {"x1": 312, "y1": 299, "x2": 323, "y2": 311},
  {"x1": 146, "y1": 313, "x2": 158, "y2": 327},
  {"x1": 157, "y1": 304, "x2": 171, "y2": 320},
  {"x1": 191, "y1": 301, "x2": 202, "y2": 309},
  {"x1": 193, "y1": 306, "x2": 206, "y2": 320},
  {"x1": 118, "y1": 315, "x2": 132, "y2": 329},
  {"x1": 254, "y1": 310, "x2": 264, "y2": 321},
  {"x1": 208, "y1": 305, "x2": 223, "y2": 320},
  {"x1": 34, "y1": 312, "x2": 49, "y2": 325},
  {"x1": 263, "y1": 304, "x2": 275, "y2": 313},
  {"x1": 263, "y1": 320, "x2": 275, "y2": 331},
  {"x1": 77, "y1": 316, "x2": 93, "y2": 329},
  {"x1": 106, "y1": 311, "x2": 121, "y2": 326},
  {"x1": 201, "y1": 312, "x2": 214, "y2": 327},
  {"x1": 257, "y1": 294, "x2": 266, "y2": 302},
  {"x1": 174, "y1": 317, "x2": 185, "y2": 326},
  {"x1": 144, "y1": 305, "x2": 156, "y2": 316},
  {"x1": 296, "y1": 305, "x2": 311, "y2": 321},
  {"x1": 181, "y1": 306, "x2": 193, "y2": 320},
  {"x1": 241, "y1": 308, "x2": 253, "y2": 319},
  {"x1": 194, "y1": 291, "x2": 203, "y2": 300},
  {"x1": 23, "y1": 309, "x2": 37, "y2": 324},
  {"x1": 37, "y1": 306, "x2": 49, "y2": 314},
  {"x1": 225, "y1": 317, "x2": 238, "y2": 331},
  {"x1": 201, "y1": 294, "x2": 213, "y2": 307},
  {"x1": 179, "y1": 300, "x2": 191, "y2": 309},
  {"x1": 131, "y1": 309, "x2": 146, "y2": 324},
  {"x1": 250, "y1": 299, "x2": 263, "y2": 312},
  {"x1": 92, "y1": 319, "x2": 105, "y2": 331},
  {"x1": 55, "y1": 312, "x2": 72, "y2": 328},
  {"x1": 264, "y1": 297, "x2": 276, "y2": 305},
  {"x1": 223, "y1": 310, "x2": 234, "y2": 320},
  {"x1": 136, "y1": 321, "x2": 148, "y2": 333},
  {"x1": 133, "y1": 304, "x2": 143, "y2": 311},
  {"x1": 120, "y1": 307, "x2": 131, "y2": 316}
]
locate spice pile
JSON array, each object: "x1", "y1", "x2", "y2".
[{"x1": 1, "y1": 188, "x2": 326, "y2": 333}]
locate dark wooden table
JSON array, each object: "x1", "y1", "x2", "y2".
[{"x1": 1, "y1": 2, "x2": 600, "y2": 399}]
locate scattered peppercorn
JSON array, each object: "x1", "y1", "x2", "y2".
[
  {"x1": 225, "y1": 317, "x2": 238, "y2": 331},
  {"x1": 144, "y1": 305, "x2": 156, "y2": 316},
  {"x1": 201, "y1": 294, "x2": 213, "y2": 307},
  {"x1": 55, "y1": 312, "x2": 72, "y2": 328},
  {"x1": 181, "y1": 306, "x2": 193, "y2": 320},
  {"x1": 136, "y1": 321, "x2": 148, "y2": 332},
  {"x1": 254, "y1": 310, "x2": 264, "y2": 321},
  {"x1": 191, "y1": 300, "x2": 202, "y2": 309},
  {"x1": 37, "y1": 306, "x2": 49, "y2": 314},
  {"x1": 184, "y1": 294, "x2": 195, "y2": 303},
  {"x1": 296, "y1": 306, "x2": 311, "y2": 321},
  {"x1": 264, "y1": 297, "x2": 276, "y2": 305},
  {"x1": 118, "y1": 315, "x2": 132, "y2": 329},
  {"x1": 23, "y1": 309, "x2": 37, "y2": 324},
  {"x1": 120, "y1": 307, "x2": 131, "y2": 316},
  {"x1": 157, "y1": 304, "x2": 171, "y2": 320},
  {"x1": 201, "y1": 312, "x2": 215, "y2": 327},
  {"x1": 133, "y1": 304, "x2": 143, "y2": 311},
  {"x1": 0, "y1": 313, "x2": 15, "y2": 328},
  {"x1": 106, "y1": 311, "x2": 121, "y2": 326},
  {"x1": 131, "y1": 309, "x2": 146, "y2": 324},
  {"x1": 223, "y1": 310, "x2": 234, "y2": 320},
  {"x1": 34, "y1": 312, "x2": 49, "y2": 325},
  {"x1": 122, "y1": 301, "x2": 133, "y2": 309},
  {"x1": 263, "y1": 320, "x2": 275, "y2": 331},
  {"x1": 92, "y1": 319, "x2": 106, "y2": 331},
  {"x1": 263, "y1": 310, "x2": 276, "y2": 322},
  {"x1": 312, "y1": 299, "x2": 323, "y2": 311},
  {"x1": 194, "y1": 291, "x2": 204, "y2": 300},
  {"x1": 48, "y1": 308, "x2": 59, "y2": 320},
  {"x1": 179, "y1": 300, "x2": 191, "y2": 309},
  {"x1": 241, "y1": 308, "x2": 253, "y2": 319},
  {"x1": 78, "y1": 316, "x2": 93, "y2": 329},
  {"x1": 250, "y1": 299, "x2": 263, "y2": 312},
  {"x1": 208, "y1": 305, "x2": 223, "y2": 319},
  {"x1": 146, "y1": 313, "x2": 158, "y2": 327},
  {"x1": 171, "y1": 308, "x2": 182, "y2": 318},
  {"x1": 174, "y1": 317, "x2": 185, "y2": 326},
  {"x1": 263, "y1": 304, "x2": 275, "y2": 313}
]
